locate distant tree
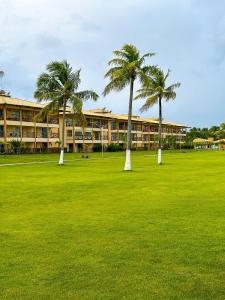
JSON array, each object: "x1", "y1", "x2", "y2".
[
  {"x1": 34, "y1": 60, "x2": 98, "y2": 165},
  {"x1": 220, "y1": 123, "x2": 225, "y2": 131},
  {"x1": 209, "y1": 126, "x2": 220, "y2": 132},
  {"x1": 135, "y1": 67, "x2": 180, "y2": 164},
  {"x1": 0, "y1": 70, "x2": 11, "y2": 97},
  {"x1": 103, "y1": 44, "x2": 155, "y2": 171}
]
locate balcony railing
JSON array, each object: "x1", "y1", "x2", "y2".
[
  {"x1": 7, "y1": 116, "x2": 20, "y2": 121},
  {"x1": 7, "y1": 132, "x2": 20, "y2": 138},
  {"x1": 75, "y1": 135, "x2": 83, "y2": 140},
  {"x1": 84, "y1": 136, "x2": 92, "y2": 140},
  {"x1": 22, "y1": 132, "x2": 35, "y2": 138},
  {"x1": 48, "y1": 117, "x2": 58, "y2": 124},
  {"x1": 36, "y1": 134, "x2": 47, "y2": 138},
  {"x1": 22, "y1": 116, "x2": 34, "y2": 122},
  {"x1": 50, "y1": 133, "x2": 59, "y2": 138}
]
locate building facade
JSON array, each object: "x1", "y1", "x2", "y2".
[{"x1": 0, "y1": 96, "x2": 188, "y2": 153}]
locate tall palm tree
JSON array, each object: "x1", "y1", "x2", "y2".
[
  {"x1": 103, "y1": 44, "x2": 154, "y2": 171},
  {"x1": 34, "y1": 60, "x2": 98, "y2": 165},
  {"x1": 135, "y1": 67, "x2": 180, "y2": 164},
  {"x1": 0, "y1": 70, "x2": 4, "y2": 79}
]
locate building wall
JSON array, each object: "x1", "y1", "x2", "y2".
[
  {"x1": 0, "y1": 103, "x2": 187, "y2": 153},
  {"x1": 0, "y1": 104, "x2": 59, "y2": 152}
]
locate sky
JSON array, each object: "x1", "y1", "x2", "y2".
[{"x1": 0, "y1": 0, "x2": 225, "y2": 127}]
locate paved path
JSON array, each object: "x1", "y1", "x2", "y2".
[{"x1": 0, "y1": 156, "x2": 131, "y2": 167}]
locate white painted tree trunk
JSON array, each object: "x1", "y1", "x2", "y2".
[
  {"x1": 158, "y1": 148, "x2": 162, "y2": 165},
  {"x1": 59, "y1": 149, "x2": 64, "y2": 165},
  {"x1": 124, "y1": 149, "x2": 131, "y2": 171}
]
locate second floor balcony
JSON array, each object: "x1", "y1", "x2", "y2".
[{"x1": 7, "y1": 110, "x2": 20, "y2": 121}]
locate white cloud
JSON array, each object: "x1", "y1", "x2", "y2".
[{"x1": 0, "y1": 0, "x2": 224, "y2": 126}]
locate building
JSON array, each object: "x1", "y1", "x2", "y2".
[{"x1": 0, "y1": 96, "x2": 188, "y2": 153}]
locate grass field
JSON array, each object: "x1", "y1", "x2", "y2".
[{"x1": 1, "y1": 150, "x2": 225, "y2": 300}]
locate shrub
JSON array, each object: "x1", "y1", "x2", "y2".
[
  {"x1": 93, "y1": 144, "x2": 102, "y2": 152},
  {"x1": 107, "y1": 143, "x2": 120, "y2": 152}
]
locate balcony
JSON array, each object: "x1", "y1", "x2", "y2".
[
  {"x1": 22, "y1": 111, "x2": 34, "y2": 122},
  {"x1": 119, "y1": 123, "x2": 127, "y2": 130},
  {"x1": 22, "y1": 132, "x2": 35, "y2": 138},
  {"x1": 84, "y1": 133, "x2": 92, "y2": 140},
  {"x1": 111, "y1": 122, "x2": 118, "y2": 130},
  {"x1": 75, "y1": 135, "x2": 83, "y2": 140},
  {"x1": 7, "y1": 113, "x2": 20, "y2": 121},
  {"x1": 7, "y1": 132, "x2": 20, "y2": 138},
  {"x1": 50, "y1": 133, "x2": 59, "y2": 138},
  {"x1": 48, "y1": 117, "x2": 58, "y2": 125}
]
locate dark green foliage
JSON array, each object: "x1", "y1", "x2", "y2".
[
  {"x1": 8, "y1": 140, "x2": 25, "y2": 154},
  {"x1": 186, "y1": 124, "x2": 225, "y2": 144},
  {"x1": 93, "y1": 143, "x2": 102, "y2": 152},
  {"x1": 107, "y1": 143, "x2": 121, "y2": 152}
]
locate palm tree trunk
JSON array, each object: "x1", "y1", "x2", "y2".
[
  {"x1": 59, "y1": 100, "x2": 67, "y2": 165},
  {"x1": 158, "y1": 96, "x2": 162, "y2": 164},
  {"x1": 124, "y1": 78, "x2": 134, "y2": 171}
]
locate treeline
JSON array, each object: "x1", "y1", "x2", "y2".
[{"x1": 186, "y1": 123, "x2": 225, "y2": 144}]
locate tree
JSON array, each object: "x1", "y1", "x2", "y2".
[
  {"x1": 0, "y1": 69, "x2": 11, "y2": 97},
  {"x1": 103, "y1": 44, "x2": 154, "y2": 171},
  {"x1": 220, "y1": 123, "x2": 225, "y2": 131},
  {"x1": 34, "y1": 60, "x2": 98, "y2": 165},
  {"x1": 135, "y1": 67, "x2": 180, "y2": 164}
]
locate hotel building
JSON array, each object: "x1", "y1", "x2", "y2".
[{"x1": 0, "y1": 96, "x2": 188, "y2": 153}]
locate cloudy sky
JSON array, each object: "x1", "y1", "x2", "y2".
[{"x1": 0, "y1": 0, "x2": 224, "y2": 127}]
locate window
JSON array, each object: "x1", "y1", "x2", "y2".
[
  {"x1": 119, "y1": 133, "x2": 126, "y2": 141},
  {"x1": 111, "y1": 121, "x2": 118, "y2": 130},
  {"x1": 131, "y1": 124, "x2": 137, "y2": 131},
  {"x1": 66, "y1": 118, "x2": 73, "y2": 127},
  {"x1": 119, "y1": 122, "x2": 127, "y2": 130},
  {"x1": 101, "y1": 120, "x2": 108, "y2": 129},
  {"x1": 42, "y1": 128, "x2": 47, "y2": 138},
  {"x1": 8, "y1": 127, "x2": 20, "y2": 138},
  {"x1": 132, "y1": 134, "x2": 137, "y2": 141},
  {"x1": 136, "y1": 125, "x2": 142, "y2": 131},
  {"x1": 84, "y1": 132, "x2": 92, "y2": 140},
  {"x1": 48, "y1": 115, "x2": 58, "y2": 124},
  {"x1": 143, "y1": 125, "x2": 149, "y2": 132},
  {"x1": 0, "y1": 126, "x2": 4, "y2": 137},
  {"x1": 22, "y1": 110, "x2": 33, "y2": 122},
  {"x1": 93, "y1": 119, "x2": 101, "y2": 128},
  {"x1": 7, "y1": 110, "x2": 20, "y2": 121},
  {"x1": 86, "y1": 118, "x2": 92, "y2": 127},
  {"x1": 67, "y1": 130, "x2": 73, "y2": 137},
  {"x1": 75, "y1": 131, "x2": 83, "y2": 140},
  {"x1": 0, "y1": 109, "x2": 3, "y2": 120},
  {"x1": 111, "y1": 133, "x2": 118, "y2": 141},
  {"x1": 94, "y1": 131, "x2": 100, "y2": 140},
  {"x1": 143, "y1": 135, "x2": 149, "y2": 141}
]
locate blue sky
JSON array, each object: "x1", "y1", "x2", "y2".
[{"x1": 0, "y1": 0, "x2": 224, "y2": 127}]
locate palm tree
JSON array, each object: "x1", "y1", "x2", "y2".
[
  {"x1": 34, "y1": 60, "x2": 98, "y2": 165},
  {"x1": 0, "y1": 69, "x2": 4, "y2": 79},
  {"x1": 103, "y1": 44, "x2": 154, "y2": 171},
  {"x1": 135, "y1": 67, "x2": 180, "y2": 164}
]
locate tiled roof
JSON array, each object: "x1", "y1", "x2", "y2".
[
  {"x1": 0, "y1": 96, "x2": 189, "y2": 128},
  {"x1": 0, "y1": 96, "x2": 43, "y2": 108}
]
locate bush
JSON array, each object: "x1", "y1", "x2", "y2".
[
  {"x1": 93, "y1": 144, "x2": 102, "y2": 152},
  {"x1": 107, "y1": 143, "x2": 121, "y2": 152}
]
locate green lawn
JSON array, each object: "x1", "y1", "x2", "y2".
[{"x1": 1, "y1": 150, "x2": 225, "y2": 300}]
